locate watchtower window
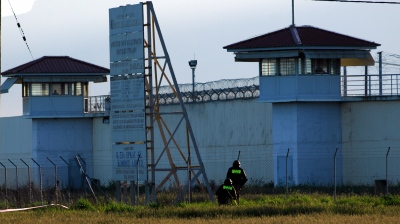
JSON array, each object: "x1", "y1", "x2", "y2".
[
  {"x1": 51, "y1": 83, "x2": 69, "y2": 95},
  {"x1": 299, "y1": 58, "x2": 312, "y2": 75},
  {"x1": 261, "y1": 59, "x2": 277, "y2": 76},
  {"x1": 31, "y1": 83, "x2": 49, "y2": 96},
  {"x1": 71, "y1": 82, "x2": 83, "y2": 96},
  {"x1": 311, "y1": 59, "x2": 340, "y2": 75},
  {"x1": 280, "y1": 58, "x2": 296, "y2": 76},
  {"x1": 23, "y1": 83, "x2": 30, "y2": 97}
]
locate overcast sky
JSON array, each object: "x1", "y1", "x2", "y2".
[{"x1": 1, "y1": 0, "x2": 400, "y2": 117}]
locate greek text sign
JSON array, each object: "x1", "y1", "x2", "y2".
[
  {"x1": 112, "y1": 144, "x2": 146, "y2": 181},
  {"x1": 110, "y1": 32, "x2": 144, "y2": 62},
  {"x1": 110, "y1": 60, "x2": 144, "y2": 76},
  {"x1": 111, "y1": 111, "x2": 146, "y2": 142},
  {"x1": 110, "y1": 76, "x2": 145, "y2": 111},
  {"x1": 109, "y1": 4, "x2": 143, "y2": 35}
]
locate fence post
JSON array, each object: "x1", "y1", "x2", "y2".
[
  {"x1": 334, "y1": 148, "x2": 338, "y2": 202},
  {"x1": 31, "y1": 158, "x2": 43, "y2": 205},
  {"x1": 59, "y1": 156, "x2": 70, "y2": 204},
  {"x1": 47, "y1": 157, "x2": 58, "y2": 204},
  {"x1": 286, "y1": 148, "x2": 290, "y2": 200},
  {"x1": 0, "y1": 162, "x2": 8, "y2": 208},
  {"x1": 8, "y1": 159, "x2": 19, "y2": 207},
  {"x1": 386, "y1": 147, "x2": 391, "y2": 195},
  {"x1": 20, "y1": 159, "x2": 32, "y2": 204}
]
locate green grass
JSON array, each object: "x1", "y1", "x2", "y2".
[
  {"x1": 1, "y1": 193, "x2": 400, "y2": 224},
  {"x1": 61, "y1": 193, "x2": 400, "y2": 218}
]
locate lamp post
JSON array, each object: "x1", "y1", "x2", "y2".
[{"x1": 188, "y1": 60, "x2": 197, "y2": 101}]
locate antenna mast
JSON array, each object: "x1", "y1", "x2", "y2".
[{"x1": 292, "y1": 0, "x2": 295, "y2": 25}]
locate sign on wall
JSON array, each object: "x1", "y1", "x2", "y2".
[{"x1": 112, "y1": 143, "x2": 146, "y2": 181}]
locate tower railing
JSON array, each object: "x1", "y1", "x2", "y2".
[{"x1": 341, "y1": 73, "x2": 400, "y2": 97}]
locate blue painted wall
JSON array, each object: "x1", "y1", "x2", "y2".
[
  {"x1": 32, "y1": 118, "x2": 93, "y2": 188},
  {"x1": 273, "y1": 102, "x2": 342, "y2": 185}
]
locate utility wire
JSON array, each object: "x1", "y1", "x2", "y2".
[
  {"x1": 7, "y1": 0, "x2": 34, "y2": 60},
  {"x1": 313, "y1": 0, "x2": 400, "y2": 4}
]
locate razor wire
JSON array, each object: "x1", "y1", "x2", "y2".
[{"x1": 156, "y1": 76, "x2": 259, "y2": 104}]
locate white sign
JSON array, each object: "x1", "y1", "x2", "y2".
[
  {"x1": 110, "y1": 32, "x2": 144, "y2": 62},
  {"x1": 111, "y1": 111, "x2": 146, "y2": 142},
  {"x1": 110, "y1": 76, "x2": 145, "y2": 111},
  {"x1": 110, "y1": 60, "x2": 145, "y2": 76},
  {"x1": 112, "y1": 144, "x2": 146, "y2": 181},
  {"x1": 109, "y1": 4, "x2": 143, "y2": 35}
]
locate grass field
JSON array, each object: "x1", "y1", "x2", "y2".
[{"x1": 1, "y1": 193, "x2": 400, "y2": 223}]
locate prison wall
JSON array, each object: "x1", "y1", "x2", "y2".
[
  {"x1": 152, "y1": 99, "x2": 274, "y2": 185},
  {"x1": 341, "y1": 100, "x2": 400, "y2": 185}
]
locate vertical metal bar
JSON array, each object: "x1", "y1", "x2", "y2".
[
  {"x1": 187, "y1": 125, "x2": 191, "y2": 203},
  {"x1": 364, "y1": 66, "x2": 368, "y2": 96},
  {"x1": 137, "y1": 152, "x2": 141, "y2": 201},
  {"x1": 8, "y1": 159, "x2": 18, "y2": 193},
  {"x1": 130, "y1": 180, "x2": 135, "y2": 206},
  {"x1": 391, "y1": 74, "x2": 393, "y2": 95},
  {"x1": 116, "y1": 181, "x2": 121, "y2": 203},
  {"x1": 145, "y1": 180, "x2": 149, "y2": 202},
  {"x1": 123, "y1": 181, "x2": 128, "y2": 204},
  {"x1": 20, "y1": 159, "x2": 32, "y2": 204},
  {"x1": 47, "y1": 157, "x2": 58, "y2": 203},
  {"x1": 378, "y1": 52, "x2": 383, "y2": 95},
  {"x1": 369, "y1": 75, "x2": 371, "y2": 96},
  {"x1": 192, "y1": 68, "x2": 195, "y2": 101},
  {"x1": 343, "y1": 66, "x2": 347, "y2": 96},
  {"x1": 386, "y1": 147, "x2": 390, "y2": 195},
  {"x1": 145, "y1": 1, "x2": 156, "y2": 204},
  {"x1": 286, "y1": 148, "x2": 290, "y2": 199},
  {"x1": 334, "y1": 148, "x2": 338, "y2": 202},
  {"x1": 31, "y1": 158, "x2": 43, "y2": 205},
  {"x1": 0, "y1": 162, "x2": 8, "y2": 208}
]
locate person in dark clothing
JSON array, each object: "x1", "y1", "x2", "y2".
[
  {"x1": 215, "y1": 178, "x2": 237, "y2": 205},
  {"x1": 226, "y1": 160, "x2": 247, "y2": 204}
]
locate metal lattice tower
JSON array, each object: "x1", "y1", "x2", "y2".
[{"x1": 143, "y1": 1, "x2": 214, "y2": 203}]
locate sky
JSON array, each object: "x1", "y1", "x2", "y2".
[{"x1": 1, "y1": 0, "x2": 400, "y2": 117}]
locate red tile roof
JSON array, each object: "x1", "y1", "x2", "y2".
[
  {"x1": 2, "y1": 56, "x2": 110, "y2": 76},
  {"x1": 223, "y1": 25, "x2": 380, "y2": 51}
]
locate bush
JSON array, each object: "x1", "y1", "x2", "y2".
[{"x1": 74, "y1": 198, "x2": 96, "y2": 211}]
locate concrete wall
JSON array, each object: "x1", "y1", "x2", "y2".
[
  {"x1": 152, "y1": 99, "x2": 274, "y2": 185},
  {"x1": 272, "y1": 102, "x2": 342, "y2": 186},
  {"x1": 92, "y1": 117, "x2": 112, "y2": 185},
  {"x1": 0, "y1": 117, "x2": 32, "y2": 188},
  {"x1": 32, "y1": 118, "x2": 94, "y2": 188},
  {"x1": 2, "y1": 98, "x2": 400, "y2": 188},
  {"x1": 341, "y1": 101, "x2": 400, "y2": 185}
]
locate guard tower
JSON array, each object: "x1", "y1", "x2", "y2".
[
  {"x1": 1, "y1": 56, "x2": 109, "y2": 188},
  {"x1": 1, "y1": 56, "x2": 108, "y2": 117},
  {"x1": 224, "y1": 25, "x2": 380, "y2": 185}
]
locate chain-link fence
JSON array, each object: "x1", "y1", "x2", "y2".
[{"x1": 1, "y1": 145, "x2": 400, "y2": 208}]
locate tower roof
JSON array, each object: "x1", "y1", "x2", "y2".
[
  {"x1": 2, "y1": 56, "x2": 110, "y2": 76},
  {"x1": 223, "y1": 25, "x2": 380, "y2": 51}
]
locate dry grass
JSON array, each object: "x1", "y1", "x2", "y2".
[{"x1": 1, "y1": 211, "x2": 400, "y2": 224}]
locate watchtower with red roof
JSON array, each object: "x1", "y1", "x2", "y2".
[
  {"x1": 1, "y1": 56, "x2": 109, "y2": 188},
  {"x1": 1, "y1": 56, "x2": 109, "y2": 117},
  {"x1": 224, "y1": 25, "x2": 380, "y2": 186}
]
